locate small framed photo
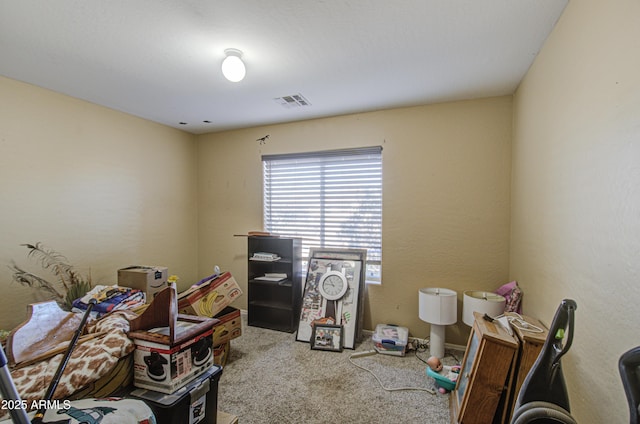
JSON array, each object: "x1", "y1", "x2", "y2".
[{"x1": 310, "y1": 324, "x2": 343, "y2": 352}]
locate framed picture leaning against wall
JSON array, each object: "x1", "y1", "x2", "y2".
[{"x1": 296, "y1": 248, "x2": 367, "y2": 349}]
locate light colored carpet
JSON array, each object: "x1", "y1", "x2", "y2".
[{"x1": 217, "y1": 312, "x2": 462, "y2": 423}]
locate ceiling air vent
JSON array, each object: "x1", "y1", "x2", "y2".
[{"x1": 274, "y1": 93, "x2": 311, "y2": 109}]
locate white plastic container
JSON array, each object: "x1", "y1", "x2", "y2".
[{"x1": 372, "y1": 324, "x2": 409, "y2": 356}]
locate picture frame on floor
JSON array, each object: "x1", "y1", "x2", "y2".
[
  {"x1": 310, "y1": 324, "x2": 343, "y2": 352},
  {"x1": 296, "y1": 248, "x2": 367, "y2": 349}
]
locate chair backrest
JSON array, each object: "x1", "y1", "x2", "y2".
[{"x1": 619, "y1": 346, "x2": 640, "y2": 424}]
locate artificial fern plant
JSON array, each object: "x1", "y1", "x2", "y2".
[{"x1": 8, "y1": 242, "x2": 92, "y2": 310}]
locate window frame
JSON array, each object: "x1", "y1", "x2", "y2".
[{"x1": 262, "y1": 146, "x2": 383, "y2": 283}]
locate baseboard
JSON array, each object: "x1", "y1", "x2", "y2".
[
  {"x1": 360, "y1": 329, "x2": 465, "y2": 353},
  {"x1": 241, "y1": 312, "x2": 467, "y2": 353},
  {"x1": 405, "y1": 336, "x2": 466, "y2": 353},
  {"x1": 444, "y1": 342, "x2": 467, "y2": 352}
]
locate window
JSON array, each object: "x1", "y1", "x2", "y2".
[{"x1": 262, "y1": 146, "x2": 382, "y2": 283}]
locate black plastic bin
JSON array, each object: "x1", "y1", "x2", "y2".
[{"x1": 130, "y1": 365, "x2": 222, "y2": 424}]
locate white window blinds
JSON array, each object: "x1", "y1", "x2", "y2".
[{"x1": 262, "y1": 146, "x2": 382, "y2": 282}]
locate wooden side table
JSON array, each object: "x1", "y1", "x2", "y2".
[
  {"x1": 451, "y1": 312, "x2": 519, "y2": 424},
  {"x1": 505, "y1": 314, "x2": 548, "y2": 422}
]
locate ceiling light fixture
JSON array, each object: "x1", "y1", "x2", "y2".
[{"x1": 221, "y1": 48, "x2": 246, "y2": 82}]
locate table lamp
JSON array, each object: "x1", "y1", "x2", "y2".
[
  {"x1": 418, "y1": 288, "x2": 457, "y2": 359},
  {"x1": 462, "y1": 290, "x2": 506, "y2": 326}
]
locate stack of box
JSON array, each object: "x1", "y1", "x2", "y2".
[
  {"x1": 129, "y1": 313, "x2": 217, "y2": 394},
  {"x1": 124, "y1": 270, "x2": 243, "y2": 424},
  {"x1": 177, "y1": 272, "x2": 243, "y2": 366}
]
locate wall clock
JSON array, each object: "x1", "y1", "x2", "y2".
[
  {"x1": 318, "y1": 268, "x2": 348, "y2": 323},
  {"x1": 318, "y1": 270, "x2": 348, "y2": 300}
]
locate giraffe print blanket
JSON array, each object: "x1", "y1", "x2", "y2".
[{"x1": 1, "y1": 310, "x2": 136, "y2": 418}]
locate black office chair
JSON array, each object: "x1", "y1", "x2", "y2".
[
  {"x1": 510, "y1": 299, "x2": 578, "y2": 424},
  {"x1": 619, "y1": 346, "x2": 640, "y2": 424}
]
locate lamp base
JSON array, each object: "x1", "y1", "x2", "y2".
[{"x1": 430, "y1": 324, "x2": 446, "y2": 359}]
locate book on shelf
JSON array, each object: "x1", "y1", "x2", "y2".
[
  {"x1": 254, "y1": 273, "x2": 288, "y2": 282},
  {"x1": 250, "y1": 252, "x2": 281, "y2": 262},
  {"x1": 248, "y1": 231, "x2": 272, "y2": 237},
  {"x1": 233, "y1": 231, "x2": 276, "y2": 237}
]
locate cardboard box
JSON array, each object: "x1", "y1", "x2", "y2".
[
  {"x1": 212, "y1": 306, "x2": 242, "y2": 346},
  {"x1": 213, "y1": 342, "x2": 230, "y2": 367},
  {"x1": 129, "y1": 315, "x2": 217, "y2": 394},
  {"x1": 218, "y1": 410, "x2": 239, "y2": 424},
  {"x1": 118, "y1": 266, "x2": 168, "y2": 303},
  {"x1": 178, "y1": 272, "x2": 243, "y2": 318}
]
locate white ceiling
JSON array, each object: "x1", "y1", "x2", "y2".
[{"x1": 0, "y1": 0, "x2": 568, "y2": 135}]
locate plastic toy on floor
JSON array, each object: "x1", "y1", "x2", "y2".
[{"x1": 426, "y1": 356, "x2": 460, "y2": 393}]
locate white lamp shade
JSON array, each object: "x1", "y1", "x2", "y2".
[
  {"x1": 418, "y1": 288, "x2": 457, "y2": 325},
  {"x1": 221, "y1": 50, "x2": 246, "y2": 82},
  {"x1": 462, "y1": 291, "x2": 506, "y2": 326}
]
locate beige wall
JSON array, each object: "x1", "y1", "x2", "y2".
[
  {"x1": 3, "y1": 4, "x2": 635, "y2": 420},
  {"x1": 510, "y1": 0, "x2": 640, "y2": 422},
  {"x1": 1, "y1": 3, "x2": 636, "y2": 419},
  {"x1": 0, "y1": 76, "x2": 512, "y2": 347},
  {"x1": 197, "y1": 96, "x2": 513, "y2": 346},
  {"x1": 0, "y1": 76, "x2": 199, "y2": 330}
]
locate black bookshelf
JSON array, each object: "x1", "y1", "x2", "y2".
[{"x1": 247, "y1": 236, "x2": 302, "y2": 332}]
